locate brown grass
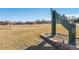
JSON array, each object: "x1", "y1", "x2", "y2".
[
  {"x1": 0, "y1": 24, "x2": 51, "y2": 50},
  {"x1": 0, "y1": 24, "x2": 78, "y2": 50}
]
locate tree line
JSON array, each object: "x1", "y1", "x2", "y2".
[
  {"x1": 0, "y1": 20, "x2": 51, "y2": 25},
  {"x1": 67, "y1": 16, "x2": 79, "y2": 23},
  {"x1": 0, "y1": 17, "x2": 79, "y2": 25}
]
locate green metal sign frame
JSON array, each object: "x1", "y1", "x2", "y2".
[{"x1": 51, "y1": 9, "x2": 76, "y2": 46}]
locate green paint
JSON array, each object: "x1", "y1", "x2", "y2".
[
  {"x1": 51, "y1": 9, "x2": 76, "y2": 46},
  {"x1": 69, "y1": 24, "x2": 76, "y2": 46},
  {"x1": 51, "y1": 9, "x2": 56, "y2": 37}
]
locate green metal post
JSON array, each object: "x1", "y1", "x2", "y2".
[
  {"x1": 63, "y1": 14, "x2": 76, "y2": 46},
  {"x1": 51, "y1": 9, "x2": 56, "y2": 37},
  {"x1": 69, "y1": 24, "x2": 76, "y2": 46}
]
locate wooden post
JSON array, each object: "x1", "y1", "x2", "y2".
[{"x1": 9, "y1": 23, "x2": 11, "y2": 30}]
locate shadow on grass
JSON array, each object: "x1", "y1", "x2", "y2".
[
  {"x1": 25, "y1": 45, "x2": 56, "y2": 50},
  {"x1": 24, "y1": 41, "x2": 57, "y2": 50}
]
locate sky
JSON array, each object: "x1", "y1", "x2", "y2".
[
  {"x1": 0, "y1": 8, "x2": 79, "y2": 22},
  {"x1": 0, "y1": 8, "x2": 51, "y2": 22},
  {"x1": 53, "y1": 8, "x2": 79, "y2": 17}
]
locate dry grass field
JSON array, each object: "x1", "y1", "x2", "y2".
[
  {"x1": 0, "y1": 24, "x2": 79, "y2": 50},
  {"x1": 0, "y1": 24, "x2": 51, "y2": 50}
]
